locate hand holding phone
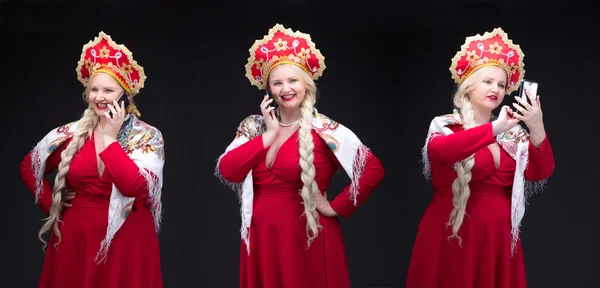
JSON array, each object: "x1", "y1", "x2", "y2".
[
  {"x1": 108, "y1": 92, "x2": 130, "y2": 118},
  {"x1": 516, "y1": 79, "x2": 538, "y2": 115}
]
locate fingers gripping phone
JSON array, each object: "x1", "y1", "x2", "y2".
[
  {"x1": 517, "y1": 79, "x2": 538, "y2": 115},
  {"x1": 108, "y1": 92, "x2": 130, "y2": 118}
]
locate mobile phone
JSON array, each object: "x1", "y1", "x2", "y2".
[
  {"x1": 108, "y1": 92, "x2": 130, "y2": 118},
  {"x1": 517, "y1": 79, "x2": 538, "y2": 115},
  {"x1": 266, "y1": 89, "x2": 277, "y2": 109}
]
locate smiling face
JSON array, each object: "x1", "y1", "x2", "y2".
[
  {"x1": 267, "y1": 64, "x2": 307, "y2": 111},
  {"x1": 87, "y1": 72, "x2": 127, "y2": 117},
  {"x1": 468, "y1": 65, "x2": 508, "y2": 113}
]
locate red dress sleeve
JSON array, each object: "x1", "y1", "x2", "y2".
[
  {"x1": 524, "y1": 135, "x2": 555, "y2": 181},
  {"x1": 218, "y1": 135, "x2": 269, "y2": 183},
  {"x1": 20, "y1": 138, "x2": 71, "y2": 215},
  {"x1": 328, "y1": 149, "x2": 385, "y2": 218},
  {"x1": 99, "y1": 142, "x2": 156, "y2": 198},
  {"x1": 427, "y1": 122, "x2": 496, "y2": 165}
]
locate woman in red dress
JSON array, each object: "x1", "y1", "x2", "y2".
[
  {"x1": 406, "y1": 28, "x2": 555, "y2": 288},
  {"x1": 215, "y1": 24, "x2": 385, "y2": 288},
  {"x1": 20, "y1": 32, "x2": 165, "y2": 288}
]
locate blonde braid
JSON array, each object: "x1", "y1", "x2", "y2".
[
  {"x1": 127, "y1": 102, "x2": 141, "y2": 118},
  {"x1": 38, "y1": 107, "x2": 98, "y2": 250},
  {"x1": 267, "y1": 64, "x2": 321, "y2": 247},
  {"x1": 298, "y1": 99, "x2": 322, "y2": 248},
  {"x1": 445, "y1": 66, "x2": 505, "y2": 245},
  {"x1": 447, "y1": 90, "x2": 477, "y2": 246}
]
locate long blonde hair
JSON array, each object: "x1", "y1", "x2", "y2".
[
  {"x1": 269, "y1": 64, "x2": 321, "y2": 247},
  {"x1": 38, "y1": 72, "x2": 129, "y2": 249},
  {"x1": 447, "y1": 65, "x2": 503, "y2": 245}
]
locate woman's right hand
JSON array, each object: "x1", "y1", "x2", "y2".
[
  {"x1": 260, "y1": 94, "x2": 279, "y2": 147},
  {"x1": 492, "y1": 105, "x2": 520, "y2": 136}
]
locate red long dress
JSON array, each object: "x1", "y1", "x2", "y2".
[
  {"x1": 406, "y1": 123, "x2": 555, "y2": 288},
  {"x1": 20, "y1": 132, "x2": 163, "y2": 288},
  {"x1": 219, "y1": 129, "x2": 385, "y2": 288}
]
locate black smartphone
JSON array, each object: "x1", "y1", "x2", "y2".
[
  {"x1": 516, "y1": 79, "x2": 538, "y2": 115},
  {"x1": 108, "y1": 92, "x2": 130, "y2": 118},
  {"x1": 266, "y1": 89, "x2": 277, "y2": 109}
]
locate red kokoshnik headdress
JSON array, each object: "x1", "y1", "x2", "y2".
[
  {"x1": 245, "y1": 24, "x2": 326, "y2": 90},
  {"x1": 76, "y1": 31, "x2": 146, "y2": 96},
  {"x1": 450, "y1": 27, "x2": 525, "y2": 94}
]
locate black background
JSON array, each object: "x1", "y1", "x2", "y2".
[{"x1": 1, "y1": 0, "x2": 597, "y2": 287}]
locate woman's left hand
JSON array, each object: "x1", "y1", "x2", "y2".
[
  {"x1": 62, "y1": 189, "x2": 76, "y2": 208},
  {"x1": 103, "y1": 99, "x2": 127, "y2": 141},
  {"x1": 512, "y1": 90, "x2": 545, "y2": 132},
  {"x1": 316, "y1": 191, "x2": 338, "y2": 217}
]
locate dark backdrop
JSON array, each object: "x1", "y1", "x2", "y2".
[{"x1": 1, "y1": 0, "x2": 597, "y2": 287}]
